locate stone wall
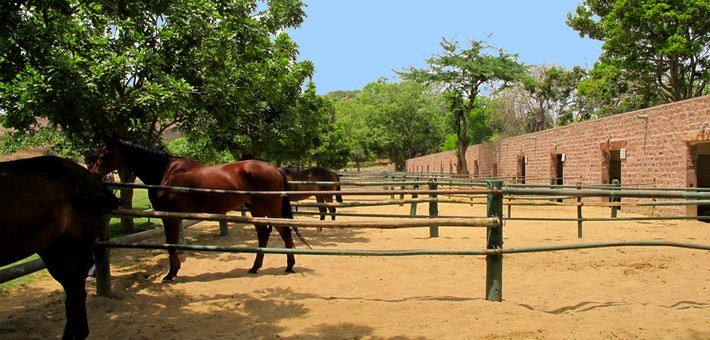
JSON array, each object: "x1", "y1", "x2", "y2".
[{"x1": 406, "y1": 95, "x2": 710, "y2": 216}]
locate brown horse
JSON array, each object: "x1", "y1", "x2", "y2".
[
  {"x1": 281, "y1": 165, "x2": 343, "y2": 221},
  {"x1": 88, "y1": 138, "x2": 308, "y2": 281},
  {"x1": 0, "y1": 156, "x2": 119, "y2": 340}
]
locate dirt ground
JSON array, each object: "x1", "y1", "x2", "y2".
[{"x1": 1, "y1": 197, "x2": 709, "y2": 339}]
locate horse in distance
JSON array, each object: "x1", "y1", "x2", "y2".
[{"x1": 281, "y1": 165, "x2": 343, "y2": 222}]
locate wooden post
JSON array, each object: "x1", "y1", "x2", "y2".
[
  {"x1": 611, "y1": 179, "x2": 620, "y2": 218},
  {"x1": 428, "y1": 179, "x2": 439, "y2": 237},
  {"x1": 409, "y1": 178, "x2": 419, "y2": 216},
  {"x1": 399, "y1": 181, "x2": 406, "y2": 206},
  {"x1": 219, "y1": 221, "x2": 229, "y2": 236},
  {"x1": 486, "y1": 180, "x2": 503, "y2": 301},
  {"x1": 95, "y1": 214, "x2": 112, "y2": 297},
  {"x1": 577, "y1": 182, "x2": 583, "y2": 238}
]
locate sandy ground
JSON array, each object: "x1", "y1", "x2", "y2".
[{"x1": 1, "y1": 197, "x2": 709, "y2": 339}]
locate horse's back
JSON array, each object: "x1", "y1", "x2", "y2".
[
  {"x1": 158, "y1": 158, "x2": 286, "y2": 213},
  {"x1": 164, "y1": 158, "x2": 285, "y2": 191},
  {"x1": 0, "y1": 156, "x2": 111, "y2": 265}
]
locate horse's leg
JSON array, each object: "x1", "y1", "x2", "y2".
[
  {"x1": 162, "y1": 218, "x2": 182, "y2": 281},
  {"x1": 249, "y1": 222, "x2": 272, "y2": 274},
  {"x1": 325, "y1": 194, "x2": 336, "y2": 221},
  {"x1": 39, "y1": 241, "x2": 92, "y2": 340},
  {"x1": 275, "y1": 226, "x2": 296, "y2": 273},
  {"x1": 314, "y1": 195, "x2": 325, "y2": 232},
  {"x1": 316, "y1": 195, "x2": 327, "y2": 221}
]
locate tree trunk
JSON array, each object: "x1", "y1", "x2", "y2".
[
  {"x1": 118, "y1": 168, "x2": 136, "y2": 234},
  {"x1": 457, "y1": 139, "x2": 469, "y2": 174}
]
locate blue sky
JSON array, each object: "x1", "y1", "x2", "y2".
[{"x1": 287, "y1": 1, "x2": 603, "y2": 95}]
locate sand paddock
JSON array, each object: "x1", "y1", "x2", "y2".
[{"x1": 1, "y1": 199, "x2": 709, "y2": 339}]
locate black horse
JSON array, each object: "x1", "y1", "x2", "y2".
[{"x1": 0, "y1": 156, "x2": 119, "y2": 339}]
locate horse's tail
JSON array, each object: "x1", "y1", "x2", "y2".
[
  {"x1": 278, "y1": 169, "x2": 294, "y2": 219},
  {"x1": 335, "y1": 174, "x2": 343, "y2": 203},
  {"x1": 279, "y1": 169, "x2": 311, "y2": 249}
]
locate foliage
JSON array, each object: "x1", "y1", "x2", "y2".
[
  {"x1": 400, "y1": 37, "x2": 528, "y2": 173},
  {"x1": 0, "y1": 0, "x2": 317, "y2": 234},
  {"x1": 332, "y1": 95, "x2": 374, "y2": 170},
  {"x1": 496, "y1": 65, "x2": 589, "y2": 133},
  {"x1": 567, "y1": 0, "x2": 709, "y2": 109},
  {"x1": 264, "y1": 85, "x2": 350, "y2": 168},
  {"x1": 331, "y1": 79, "x2": 446, "y2": 171},
  {"x1": 354, "y1": 79, "x2": 447, "y2": 171},
  {"x1": 441, "y1": 96, "x2": 494, "y2": 151},
  {"x1": 0, "y1": 0, "x2": 313, "y2": 160},
  {"x1": 323, "y1": 90, "x2": 361, "y2": 100},
  {"x1": 168, "y1": 137, "x2": 235, "y2": 165},
  {"x1": 0, "y1": 126, "x2": 73, "y2": 156}
]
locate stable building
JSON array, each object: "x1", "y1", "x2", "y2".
[{"x1": 406, "y1": 95, "x2": 710, "y2": 216}]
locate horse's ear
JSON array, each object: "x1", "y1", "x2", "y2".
[{"x1": 107, "y1": 132, "x2": 120, "y2": 147}]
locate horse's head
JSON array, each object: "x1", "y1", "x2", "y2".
[
  {"x1": 88, "y1": 138, "x2": 124, "y2": 176},
  {"x1": 281, "y1": 165, "x2": 298, "y2": 174}
]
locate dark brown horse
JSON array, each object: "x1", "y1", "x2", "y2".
[
  {"x1": 281, "y1": 165, "x2": 343, "y2": 221},
  {"x1": 0, "y1": 156, "x2": 119, "y2": 339},
  {"x1": 88, "y1": 138, "x2": 307, "y2": 281}
]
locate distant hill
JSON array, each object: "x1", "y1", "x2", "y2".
[{"x1": 323, "y1": 90, "x2": 360, "y2": 100}]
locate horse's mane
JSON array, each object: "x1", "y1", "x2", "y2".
[
  {"x1": 117, "y1": 139, "x2": 174, "y2": 177},
  {"x1": 119, "y1": 139, "x2": 170, "y2": 158}
]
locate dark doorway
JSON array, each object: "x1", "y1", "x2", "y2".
[
  {"x1": 555, "y1": 154, "x2": 564, "y2": 186},
  {"x1": 609, "y1": 150, "x2": 622, "y2": 208},
  {"x1": 551, "y1": 154, "x2": 564, "y2": 202},
  {"x1": 517, "y1": 156, "x2": 526, "y2": 184},
  {"x1": 696, "y1": 143, "x2": 710, "y2": 218}
]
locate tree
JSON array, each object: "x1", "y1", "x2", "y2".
[
  {"x1": 354, "y1": 79, "x2": 447, "y2": 171},
  {"x1": 401, "y1": 37, "x2": 528, "y2": 174},
  {"x1": 567, "y1": 0, "x2": 709, "y2": 105},
  {"x1": 264, "y1": 85, "x2": 351, "y2": 168},
  {"x1": 440, "y1": 96, "x2": 495, "y2": 151},
  {"x1": 332, "y1": 95, "x2": 374, "y2": 171},
  {"x1": 0, "y1": 0, "x2": 312, "y2": 233},
  {"x1": 521, "y1": 65, "x2": 588, "y2": 131},
  {"x1": 1, "y1": 0, "x2": 311, "y2": 151}
]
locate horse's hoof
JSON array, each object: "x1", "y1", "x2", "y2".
[
  {"x1": 248, "y1": 268, "x2": 258, "y2": 274},
  {"x1": 285, "y1": 268, "x2": 295, "y2": 273},
  {"x1": 162, "y1": 275, "x2": 176, "y2": 282}
]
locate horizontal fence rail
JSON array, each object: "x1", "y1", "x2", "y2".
[
  {"x1": 96, "y1": 240, "x2": 710, "y2": 256},
  {"x1": 110, "y1": 208, "x2": 499, "y2": 229},
  {"x1": 5, "y1": 176, "x2": 709, "y2": 305}
]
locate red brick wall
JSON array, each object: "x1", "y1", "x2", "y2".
[{"x1": 406, "y1": 95, "x2": 710, "y2": 215}]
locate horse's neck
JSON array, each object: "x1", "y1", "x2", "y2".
[{"x1": 123, "y1": 149, "x2": 168, "y2": 185}]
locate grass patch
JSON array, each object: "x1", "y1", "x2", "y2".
[
  {"x1": 0, "y1": 255, "x2": 49, "y2": 293},
  {"x1": 109, "y1": 187, "x2": 161, "y2": 237}
]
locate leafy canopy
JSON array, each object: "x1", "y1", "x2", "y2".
[{"x1": 567, "y1": 0, "x2": 709, "y2": 104}]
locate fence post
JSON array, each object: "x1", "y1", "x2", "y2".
[
  {"x1": 428, "y1": 179, "x2": 439, "y2": 237},
  {"x1": 219, "y1": 221, "x2": 229, "y2": 236},
  {"x1": 486, "y1": 180, "x2": 503, "y2": 302},
  {"x1": 577, "y1": 182, "x2": 583, "y2": 238},
  {"x1": 410, "y1": 177, "x2": 419, "y2": 216},
  {"x1": 611, "y1": 179, "x2": 620, "y2": 218},
  {"x1": 95, "y1": 214, "x2": 112, "y2": 297},
  {"x1": 507, "y1": 196, "x2": 512, "y2": 218}
]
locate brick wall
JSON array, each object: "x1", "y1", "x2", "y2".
[{"x1": 406, "y1": 95, "x2": 710, "y2": 215}]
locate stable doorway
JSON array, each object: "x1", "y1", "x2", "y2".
[
  {"x1": 695, "y1": 143, "x2": 710, "y2": 218},
  {"x1": 608, "y1": 150, "x2": 622, "y2": 208}
]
